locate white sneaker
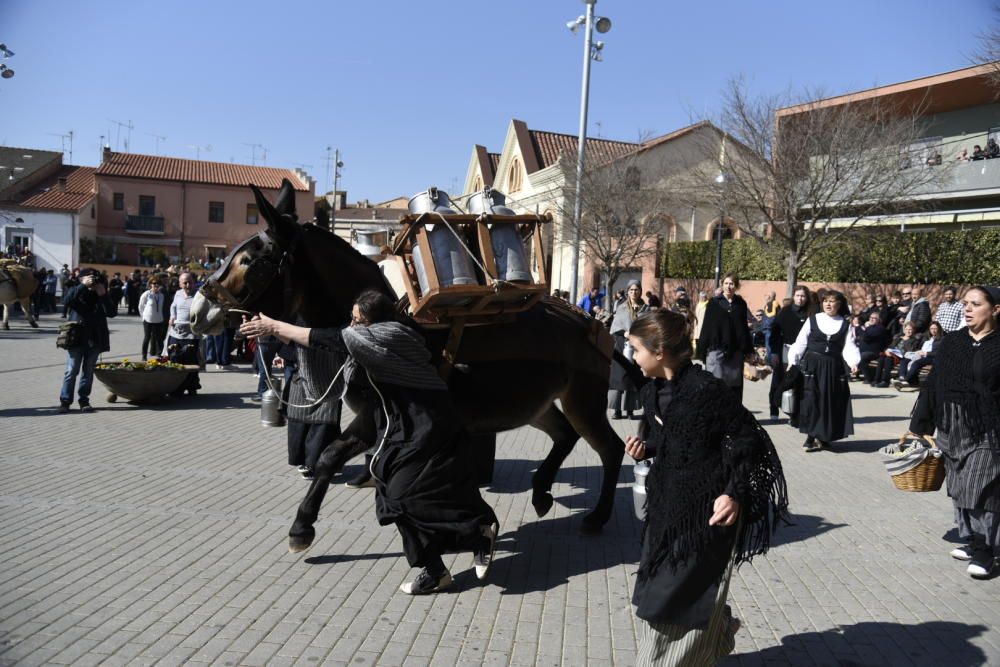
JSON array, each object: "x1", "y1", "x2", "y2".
[
  {"x1": 399, "y1": 568, "x2": 452, "y2": 595},
  {"x1": 950, "y1": 545, "x2": 973, "y2": 561},
  {"x1": 474, "y1": 522, "x2": 498, "y2": 580},
  {"x1": 968, "y1": 559, "x2": 996, "y2": 579}
]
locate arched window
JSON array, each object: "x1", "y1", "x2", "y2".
[
  {"x1": 705, "y1": 219, "x2": 735, "y2": 241},
  {"x1": 508, "y1": 158, "x2": 523, "y2": 192},
  {"x1": 472, "y1": 175, "x2": 483, "y2": 192}
]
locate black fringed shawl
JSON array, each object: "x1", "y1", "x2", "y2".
[
  {"x1": 910, "y1": 329, "x2": 1000, "y2": 445},
  {"x1": 638, "y1": 363, "x2": 789, "y2": 577}
]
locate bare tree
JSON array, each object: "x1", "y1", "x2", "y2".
[
  {"x1": 554, "y1": 147, "x2": 674, "y2": 298},
  {"x1": 683, "y1": 78, "x2": 949, "y2": 296},
  {"x1": 974, "y1": 4, "x2": 1000, "y2": 89}
]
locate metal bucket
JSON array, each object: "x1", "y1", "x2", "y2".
[
  {"x1": 408, "y1": 188, "x2": 478, "y2": 292},
  {"x1": 467, "y1": 188, "x2": 531, "y2": 283},
  {"x1": 632, "y1": 459, "x2": 651, "y2": 521}
]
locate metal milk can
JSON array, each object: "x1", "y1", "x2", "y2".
[
  {"x1": 467, "y1": 187, "x2": 532, "y2": 283},
  {"x1": 632, "y1": 459, "x2": 651, "y2": 521},
  {"x1": 260, "y1": 376, "x2": 285, "y2": 427},
  {"x1": 407, "y1": 187, "x2": 478, "y2": 292}
]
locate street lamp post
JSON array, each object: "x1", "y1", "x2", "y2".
[
  {"x1": 567, "y1": 1, "x2": 610, "y2": 304},
  {"x1": 714, "y1": 172, "x2": 726, "y2": 288}
]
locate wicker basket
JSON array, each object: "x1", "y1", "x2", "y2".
[{"x1": 889, "y1": 433, "x2": 945, "y2": 492}]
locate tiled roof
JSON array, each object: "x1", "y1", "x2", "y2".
[
  {"x1": 18, "y1": 166, "x2": 96, "y2": 211},
  {"x1": 527, "y1": 130, "x2": 637, "y2": 169},
  {"x1": 96, "y1": 152, "x2": 311, "y2": 191}
]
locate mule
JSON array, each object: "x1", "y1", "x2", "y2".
[
  {"x1": 0, "y1": 263, "x2": 39, "y2": 330},
  {"x1": 189, "y1": 179, "x2": 627, "y2": 551}
]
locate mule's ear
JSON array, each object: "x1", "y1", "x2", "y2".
[
  {"x1": 274, "y1": 179, "x2": 297, "y2": 218},
  {"x1": 250, "y1": 183, "x2": 280, "y2": 229}
]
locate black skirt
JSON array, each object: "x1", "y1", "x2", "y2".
[
  {"x1": 610, "y1": 332, "x2": 639, "y2": 392},
  {"x1": 798, "y1": 351, "x2": 854, "y2": 442}
]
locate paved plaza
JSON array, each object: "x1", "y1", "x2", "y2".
[{"x1": 0, "y1": 313, "x2": 998, "y2": 666}]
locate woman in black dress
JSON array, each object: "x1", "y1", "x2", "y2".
[
  {"x1": 695, "y1": 273, "x2": 754, "y2": 402},
  {"x1": 787, "y1": 290, "x2": 860, "y2": 451},
  {"x1": 625, "y1": 310, "x2": 788, "y2": 666},
  {"x1": 767, "y1": 285, "x2": 812, "y2": 418},
  {"x1": 609, "y1": 280, "x2": 649, "y2": 419},
  {"x1": 911, "y1": 286, "x2": 1000, "y2": 579}
]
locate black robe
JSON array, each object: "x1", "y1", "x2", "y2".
[{"x1": 632, "y1": 364, "x2": 788, "y2": 626}]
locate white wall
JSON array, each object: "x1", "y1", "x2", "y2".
[{"x1": 1, "y1": 207, "x2": 80, "y2": 275}]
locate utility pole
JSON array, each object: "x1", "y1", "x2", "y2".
[{"x1": 332, "y1": 149, "x2": 343, "y2": 207}]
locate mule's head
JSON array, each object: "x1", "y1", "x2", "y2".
[{"x1": 190, "y1": 179, "x2": 302, "y2": 335}]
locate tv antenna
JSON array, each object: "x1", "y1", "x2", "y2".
[
  {"x1": 48, "y1": 130, "x2": 74, "y2": 163},
  {"x1": 323, "y1": 146, "x2": 343, "y2": 195},
  {"x1": 146, "y1": 132, "x2": 166, "y2": 155},
  {"x1": 243, "y1": 143, "x2": 267, "y2": 165},
  {"x1": 109, "y1": 119, "x2": 134, "y2": 151},
  {"x1": 186, "y1": 144, "x2": 212, "y2": 160}
]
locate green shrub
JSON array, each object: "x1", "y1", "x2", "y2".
[{"x1": 662, "y1": 229, "x2": 1000, "y2": 284}]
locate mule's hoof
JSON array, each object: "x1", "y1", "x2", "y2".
[
  {"x1": 288, "y1": 525, "x2": 315, "y2": 553},
  {"x1": 532, "y1": 492, "x2": 554, "y2": 518},
  {"x1": 29, "y1": 321, "x2": 39, "y2": 328},
  {"x1": 2, "y1": 323, "x2": 8, "y2": 330}
]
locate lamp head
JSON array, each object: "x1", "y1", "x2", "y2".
[
  {"x1": 594, "y1": 16, "x2": 612, "y2": 33},
  {"x1": 567, "y1": 16, "x2": 584, "y2": 34},
  {"x1": 0, "y1": 65, "x2": 13, "y2": 79},
  {"x1": 0, "y1": 43, "x2": 13, "y2": 58}
]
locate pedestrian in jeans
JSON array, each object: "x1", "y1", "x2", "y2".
[
  {"x1": 138, "y1": 279, "x2": 166, "y2": 360},
  {"x1": 59, "y1": 270, "x2": 117, "y2": 413}
]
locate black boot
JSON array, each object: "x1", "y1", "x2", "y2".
[{"x1": 345, "y1": 455, "x2": 375, "y2": 488}]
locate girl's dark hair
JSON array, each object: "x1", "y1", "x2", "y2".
[
  {"x1": 628, "y1": 310, "x2": 694, "y2": 365},
  {"x1": 722, "y1": 272, "x2": 740, "y2": 289},
  {"x1": 354, "y1": 289, "x2": 397, "y2": 324},
  {"x1": 822, "y1": 289, "x2": 850, "y2": 317},
  {"x1": 969, "y1": 286, "x2": 1000, "y2": 324}
]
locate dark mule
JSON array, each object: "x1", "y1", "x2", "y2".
[{"x1": 190, "y1": 180, "x2": 626, "y2": 550}]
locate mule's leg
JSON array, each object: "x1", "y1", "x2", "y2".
[
  {"x1": 559, "y1": 374, "x2": 626, "y2": 533},
  {"x1": 23, "y1": 298, "x2": 38, "y2": 328},
  {"x1": 289, "y1": 433, "x2": 370, "y2": 553},
  {"x1": 529, "y1": 404, "x2": 581, "y2": 519},
  {"x1": 2, "y1": 303, "x2": 8, "y2": 330}
]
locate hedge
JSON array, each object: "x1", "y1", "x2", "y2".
[{"x1": 661, "y1": 229, "x2": 1000, "y2": 285}]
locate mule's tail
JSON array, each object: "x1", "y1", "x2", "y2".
[{"x1": 612, "y1": 349, "x2": 648, "y2": 390}]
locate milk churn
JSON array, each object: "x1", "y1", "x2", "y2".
[
  {"x1": 467, "y1": 187, "x2": 531, "y2": 283},
  {"x1": 260, "y1": 375, "x2": 285, "y2": 427},
  {"x1": 632, "y1": 459, "x2": 651, "y2": 521},
  {"x1": 407, "y1": 187, "x2": 478, "y2": 292}
]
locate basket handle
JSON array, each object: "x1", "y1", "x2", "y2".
[{"x1": 900, "y1": 431, "x2": 937, "y2": 449}]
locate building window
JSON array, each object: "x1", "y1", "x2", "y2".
[
  {"x1": 205, "y1": 245, "x2": 226, "y2": 264},
  {"x1": 90, "y1": 205, "x2": 95, "y2": 219},
  {"x1": 139, "y1": 195, "x2": 156, "y2": 216},
  {"x1": 508, "y1": 158, "x2": 523, "y2": 192},
  {"x1": 209, "y1": 201, "x2": 225, "y2": 223},
  {"x1": 113, "y1": 192, "x2": 124, "y2": 210},
  {"x1": 472, "y1": 175, "x2": 483, "y2": 192},
  {"x1": 246, "y1": 204, "x2": 259, "y2": 225}
]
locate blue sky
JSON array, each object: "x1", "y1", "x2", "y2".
[{"x1": 1, "y1": 0, "x2": 994, "y2": 202}]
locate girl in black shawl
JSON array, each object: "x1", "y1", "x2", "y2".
[
  {"x1": 911, "y1": 286, "x2": 1000, "y2": 579},
  {"x1": 625, "y1": 310, "x2": 789, "y2": 666}
]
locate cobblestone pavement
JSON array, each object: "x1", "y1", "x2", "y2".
[{"x1": 1, "y1": 313, "x2": 998, "y2": 666}]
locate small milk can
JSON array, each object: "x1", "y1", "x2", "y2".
[
  {"x1": 261, "y1": 376, "x2": 285, "y2": 427},
  {"x1": 632, "y1": 459, "x2": 652, "y2": 521}
]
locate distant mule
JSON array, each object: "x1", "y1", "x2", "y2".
[{"x1": 0, "y1": 262, "x2": 39, "y2": 330}]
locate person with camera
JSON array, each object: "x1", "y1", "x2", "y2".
[
  {"x1": 58, "y1": 269, "x2": 117, "y2": 413},
  {"x1": 167, "y1": 272, "x2": 203, "y2": 396}
]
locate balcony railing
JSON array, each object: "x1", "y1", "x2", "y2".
[{"x1": 126, "y1": 215, "x2": 165, "y2": 234}]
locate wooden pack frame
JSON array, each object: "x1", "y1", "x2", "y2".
[{"x1": 389, "y1": 211, "x2": 552, "y2": 325}]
